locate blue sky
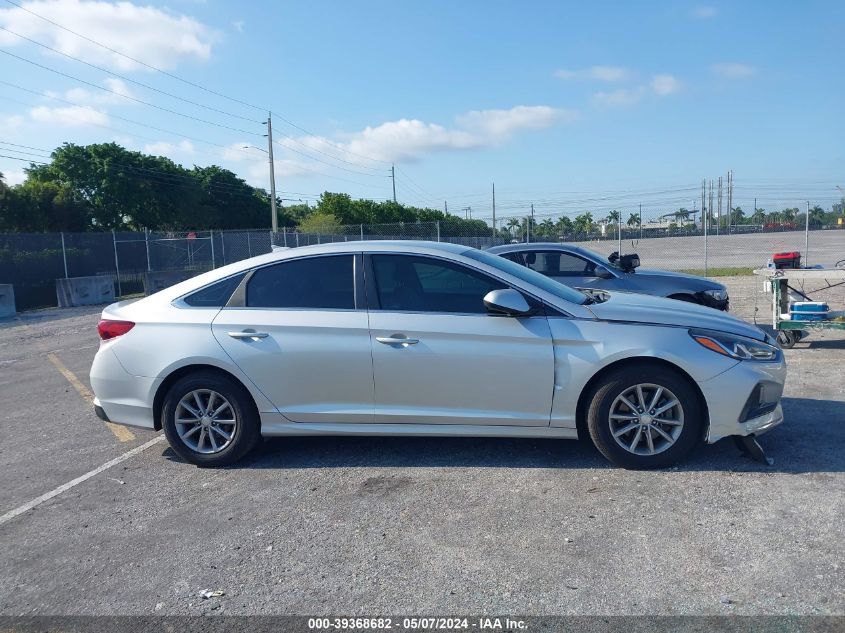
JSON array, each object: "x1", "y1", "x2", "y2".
[{"x1": 1, "y1": 0, "x2": 843, "y2": 223}]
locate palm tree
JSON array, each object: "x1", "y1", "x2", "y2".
[
  {"x1": 506, "y1": 217, "x2": 520, "y2": 236},
  {"x1": 539, "y1": 218, "x2": 555, "y2": 238},
  {"x1": 627, "y1": 212, "x2": 639, "y2": 227}
]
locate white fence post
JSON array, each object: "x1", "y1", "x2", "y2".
[
  {"x1": 60, "y1": 232, "x2": 68, "y2": 278},
  {"x1": 144, "y1": 227, "x2": 151, "y2": 272},
  {"x1": 247, "y1": 231, "x2": 252, "y2": 257},
  {"x1": 209, "y1": 229, "x2": 215, "y2": 268},
  {"x1": 360, "y1": 224, "x2": 364, "y2": 240},
  {"x1": 112, "y1": 229, "x2": 122, "y2": 297},
  {"x1": 436, "y1": 221, "x2": 440, "y2": 242}
]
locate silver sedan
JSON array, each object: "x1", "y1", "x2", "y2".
[{"x1": 90, "y1": 241, "x2": 785, "y2": 469}]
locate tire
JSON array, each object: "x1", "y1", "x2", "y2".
[
  {"x1": 162, "y1": 371, "x2": 260, "y2": 466},
  {"x1": 586, "y1": 364, "x2": 703, "y2": 469},
  {"x1": 776, "y1": 330, "x2": 797, "y2": 349}
]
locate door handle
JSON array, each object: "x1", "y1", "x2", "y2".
[
  {"x1": 228, "y1": 331, "x2": 269, "y2": 339},
  {"x1": 376, "y1": 336, "x2": 419, "y2": 345}
]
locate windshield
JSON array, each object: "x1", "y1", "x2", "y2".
[{"x1": 463, "y1": 249, "x2": 588, "y2": 305}]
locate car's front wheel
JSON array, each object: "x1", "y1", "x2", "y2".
[
  {"x1": 586, "y1": 364, "x2": 703, "y2": 469},
  {"x1": 162, "y1": 371, "x2": 260, "y2": 466}
]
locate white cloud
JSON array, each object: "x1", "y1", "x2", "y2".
[
  {"x1": 0, "y1": 0, "x2": 218, "y2": 71},
  {"x1": 59, "y1": 77, "x2": 136, "y2": 105},
  {"x1": 593, "y1": 75, "x2": 681, "y2": 107},
  {"x1": 29, "y1": 104, "x2": 108, "y2": 126},
  {"x1": 593, "y1": 87, "x2": 646, "y2": 107},
  {"x1": 691, "y1": 5, "x2": 718, "y2": 19},
  {"x1": 0, "y1": 114, "x2": 25, "y2": 131},
  {"x1": 340, "y1": 119, "x2": 480, "y2": 163},
  {"x1": 650, "y1": 74, "x2": 682, "y2": 95},
  {"x1": 458, "y1": 105, "x2": 576, "y2": 139},
  {"x1": 1, "y1": 168, "x2": 27, "y2": 185},
  {"x1": 143, "y1": 140, "x2": 195, "y2": 156},
  {"x1": 554, "y1": 65, "x2": 629, "y2": 81},
  {"x1": 222, "y1": 105, "x2": 573, "y2": 175},
  {"x1": 232, "y1": 19, "x2": 245, "y2": 33},
  {"x1": 712, "y1": 63, "x2": 757, "y2": 79}
]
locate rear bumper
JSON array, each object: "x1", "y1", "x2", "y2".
[{"x1": 90, "y1": 346, "x2": 157, "y2": 429}]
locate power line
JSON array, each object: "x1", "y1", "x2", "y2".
[
  {"x1": 272, "y1": 139, "x2": 390, "y2": 179},
  {"x1": 0, "y1": 0, "x2": 391, "y2": 167},
  {"x1": 0, "y1": 49, "x2": 263, "y2": 136},
  {"x1": 0, "y1": 26, "x2": 263, "y2": 125},
  {"x1": 1, "y1": 0, "x2": 269, "y2": 113}
]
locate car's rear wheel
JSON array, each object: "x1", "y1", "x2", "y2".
[
  {"x1": 586, "y1": 364, "x2": 703, "y2": 469},
  {"x1": 162, "y1": 371, "x2": 260, "y2": 466}
]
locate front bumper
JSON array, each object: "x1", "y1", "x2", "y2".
[{"x1": 700, "y1": 356, "x2": 787, "y2": 443}]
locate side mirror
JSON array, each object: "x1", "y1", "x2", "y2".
[
  {"x1": 595, "y1": 265, "x2": 615, "y2": 279},
  {"x1": 483, "y1": 289, "x2": 533, "y2": 317}
]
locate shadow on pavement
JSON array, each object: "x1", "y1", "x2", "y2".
[{"x1": 162, "y1": 396, "x2": 844, "y2": 474}]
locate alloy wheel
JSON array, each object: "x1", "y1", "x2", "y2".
[
  {"x1": 175, "y1": 389, "x2": 238, "y2": 454},
  {"x1": 608, "y1": 383, "x2": 685, "y2": 456}
]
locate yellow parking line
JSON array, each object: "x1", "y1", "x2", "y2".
[{"x1": 47, "y1": 352, "x2": 136, "y2": 443}]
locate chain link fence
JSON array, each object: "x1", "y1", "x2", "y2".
[{"x1": 0, "y1": 220, "x2": 842, "y2": 311}]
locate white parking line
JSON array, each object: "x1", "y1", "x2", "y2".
[{"x1": 0, "y1": 436, "x2": 165, "y2": 527}]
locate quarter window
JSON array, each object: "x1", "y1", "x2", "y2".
[
  {"x1": 371, "y1": 255, "x2": 505, "y2": 313},
  {"x1": 246, "y1": 255, "x2": 355, "y2": 309},
  {"x1": 182, "y1": 273, "x2": 246, "y2": 307}
]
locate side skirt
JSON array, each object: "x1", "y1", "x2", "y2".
[{"x1": 260, "y1": 421, "x2": 579, "y2": 439}]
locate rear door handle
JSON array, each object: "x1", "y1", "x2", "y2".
[
  {"x1": 376, "y1": 336, "x2": 419, "y2": 345},
  {"x1": 228, "y1": 331, "x2": 269, "y2": 339}
]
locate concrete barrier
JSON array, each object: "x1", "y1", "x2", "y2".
[
  {"x1": 56, "y1": 276, "x2": 115, "y2": 307},
  {"x1": 143, "y1": 270, "x2": 199, "y2": 296},
  {"x1": 0, "y1": 284, "x2": 15, "y2": 317}
]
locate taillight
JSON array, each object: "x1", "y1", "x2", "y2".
[{"x1": 98, "y1": 319, "x2": 135, "y2": 340}]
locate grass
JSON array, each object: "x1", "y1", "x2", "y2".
[{"x1": 679, "y1": 267, "x2": 755, "y2": 277}]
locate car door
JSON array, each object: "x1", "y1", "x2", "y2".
[
  {"x1": 366, "y1": 253, "x2": 555, "y2": 426},
  {"x1": 211, "y1": 253, "x2": 374, "y2": 423}
]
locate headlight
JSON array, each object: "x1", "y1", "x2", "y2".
[
  {"x1": 703, "y1": 288, "x2": 728, "y2": 301},
  {"x1": 690, "y1": 329, "x2": 781, "y2": 361}
]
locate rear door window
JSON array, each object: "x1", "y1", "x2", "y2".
[{"x1": 246, "y1": 255, "x2": 355, "y2": 309}]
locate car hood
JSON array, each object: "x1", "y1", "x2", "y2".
[
  {"x1": 630, "y1": 268, "x2": 725, "y2": 289},
  {"x1": 585, "y1": 290, "x2": 765, "y2": 340}
]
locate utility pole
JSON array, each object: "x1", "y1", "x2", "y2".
[
  {"x1": 805, "y1": 200, "x2": 810, "y2": 265},
  {"x1": 444, "y1": 200, "x2": 448, "y2": 215},
  {"x1": 391, "y1": 164, "x2": 396, "y2": 203},
  {"x1": 754, "y1": 197, "x2": 757, "y2": 228},
  {"x1": 717, "y1": 176, "x2": 722, "y2": 236},
  {"x1": 701, "y1": 179, "x2": 706, "y2": 232},
  {"x1": 492, "y1": 181, "x2": 496, "y2": 238},
  {"x1": 266, "y1": 113, "x2": 278, "y2": 233},
  {"x1": 528, "y1": 203, "x2": 534, "y2": 243},
  {"x1": 639, "y1": 203, "x2": 642, "y2": 239},
  {"x1": 727, "y1": 170, "x2": 733, "y2": 234}
]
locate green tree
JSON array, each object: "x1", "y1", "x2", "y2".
[
  {"x1": 555, "y1": 216, "x2": 573, "y2": 236},
  {"x1": 573, "y1": 212, "x2": 593, "y2": 234},
  {"x1": 627, "y1": 212, "x2": 639, "y2": 228},
  {"x1": 297, "y1": 211, "x2": 342, "y2": 234}
]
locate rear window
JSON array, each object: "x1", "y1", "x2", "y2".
[{"x1": 182, "y1": 273, "x2": 246, "y2": 307}]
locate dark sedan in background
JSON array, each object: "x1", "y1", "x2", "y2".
[{"x1": 487, "y1": 243, "x2": 729, "y2": 310}]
